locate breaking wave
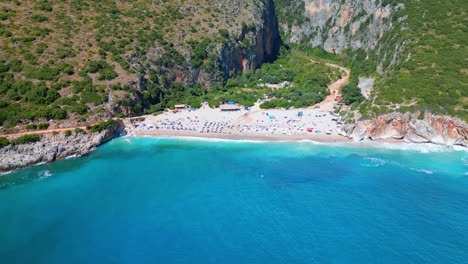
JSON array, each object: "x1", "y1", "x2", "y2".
[{"x1": 410, "y1": 168, "x2": 434, "y2": 175}]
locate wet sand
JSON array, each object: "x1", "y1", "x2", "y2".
[{"x1": 133, "y1": 129, "x2": 352, "y2": 143}]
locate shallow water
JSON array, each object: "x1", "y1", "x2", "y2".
[{"x1": 0, "y1": 137, "x2": 467, "y2": 263}]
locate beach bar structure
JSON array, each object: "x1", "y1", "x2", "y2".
[
  {"x1": 175, "y1": 104, "x2": 189, "y2": 110},
  {"x1": 220, "y1": 103, "x2": 240, "y2": 111}
]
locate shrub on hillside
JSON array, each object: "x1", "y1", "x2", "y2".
[
  {"x1": 25, "y1": 124, "x2": 37, "y2": 130},
  {"x1": 0, "y1": 137, "x2": 9, "y2": 148},
  {"x1": 341, "y1": 84, "x2": 365, "y2": 105},
  {"x1": 74, "y1": 128, "x2": 86, "y2": 134},
  {"x1": 86, "y1": 119, "x2": 116, "y2": 133},
  {"x1": 23, "y1": 65, "x2": 60, "y2": 81},
  {"x1": 38, "y1": 123, "x2": 49, "y2": 130},
  {"x1": 11, "y1": 134, "x2": 41, "y2": 145},
  {"x1": 30, "y1": 14, "x2": 48, "y2": 22}
]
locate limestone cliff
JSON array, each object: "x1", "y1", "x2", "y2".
[
  {"x1": 340, "y1": 113, "x2": 468, "y2": 147},
  {"x1": 277, "y1": 0, "x2": 402, "y2": 54},
  {"x1": 138, "y1": 0, "x2": 282, "y2": 90},
  {"x1": 218, "y1": 0, "x2": 282, "y2": 81},
  {"x1": 0, "y1": 121, "x2": 124, "y2": 172}
]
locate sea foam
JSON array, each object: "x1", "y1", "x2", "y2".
[{"x1": 410, "y1": 168, "x2": 435, "y2": 175}]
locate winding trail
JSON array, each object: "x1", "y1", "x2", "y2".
[
  {"x1": 309, "y1": 61, "x2": 350, "y2": 112},
  {"x1": 234, "y1": 61, "x2": 350, "y2": 125},
  {"x1": 1, "y1": 61, "x2": 350, "y2": 138},
  {"x1": 1, "y1": 126, "x2": 90, "y2": 138}
]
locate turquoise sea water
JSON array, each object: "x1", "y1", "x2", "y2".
[{"x1": 0, "y1": 137, "x2": 467, "y2": 263}]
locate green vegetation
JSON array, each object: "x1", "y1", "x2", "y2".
[
  {"x1": 11, "y1": 134, "x2": 41, "y2": 145},
  {"x1": 1, "y1": 0, "x2": 266, "y2": 126},
  {"x1": 25, "y1": 124, "x2": 37, "y2": 130},
  {"x1": 81, "y1": 61, "x2": 118, "y2": 81},
  {"x1": 38, "y1": 123, "x2": 49, "y2": 130},
  {"x1": 23, "y1": 65, "x2": 60, "y2": 81},
  {"x1": 86, "y1": 119, "x2": 117, "y2": 133},
  {"x1": 131, "y1": 48, "x2": 339, "y2": 113},
  {"x1": 74, "y1": 128, "x2": 86, "y2": 134},
  {"x1": 1, "y1": 0, "x2": 464, "y2": 129},
  {"x1": 367, "y1": 0, "x2": 468, "y2": 120},
  {"x1": 64, "y1": 130, "x2": 71, "y2": 137},
  {"x1": 0, "y1": 137, "x2": 9, "y2": 148},
  {"x1": 275, "y1": 0, "x2": 468, "y2": 121},
  {"x1": 341, "y1": 76, "x2": 365, "y2": 106},
  {"x1": 274, "y1": 0, "x2": 308, "y2": 35}
]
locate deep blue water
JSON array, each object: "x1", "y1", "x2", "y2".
[{"x1": 0, "y1": 137, "x2": 467, "y2": 264}]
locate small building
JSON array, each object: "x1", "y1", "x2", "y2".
[
  {"x1": 220, "y1": 104, "x2": 240, "y2": 111},
  {"x1": 175, "y1": 104, "x2": 189, "y2": 110}
]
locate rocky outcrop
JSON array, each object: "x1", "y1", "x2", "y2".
[
  {"x1": 280, "y1": 0, "x2": 402, "y2": 53},
  {"x1": 340, "y1": 113, "x2": 468, "y2": 147},
  {"x1": 219, "y1": 0, "x2": 281, "y2": 79},
  {"x1": 0, "y1": 120, "x2": 124, "y2": 172},
  {"x1": 137, "y1": 0, "x2": 282, "y2": 90}
]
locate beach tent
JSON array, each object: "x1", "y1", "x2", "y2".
[
  {"x1": 227, "y1": 101, "x2": 235, "y2": 105},
  {"x1": 307, "y1": 128, "x2": 313, "y2": 132},
  {"x1": 269, "y1": 116, "x2": 275, "y2": 120},
  {"x1": 220, "y1": 104, "x2": 239, "y2": 111},
  {"x1": 175, "y1": 104, "x2": 188, "y2": 109}
]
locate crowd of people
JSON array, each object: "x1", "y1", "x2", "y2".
[{"x1": 132, "y1": 108, "x2": 341, "y2": 137}]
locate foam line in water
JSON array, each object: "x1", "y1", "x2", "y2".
[
  {"x1": 410, "y1": 168, "x2": 435, "y2": 174},
  {"x1": 129, "y1": 135, "x2": 467, "y2": 153},
  {"x1": 0, "y1": 170, "x2": 14, "y2": 176},
  {"x1": 65, "y1": 154, "x2": 81, "y2": 160}
]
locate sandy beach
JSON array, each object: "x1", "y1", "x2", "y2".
[
  {"x1": 132, "y1": 129, "x2": 351, "y2": 143},
  {"x1": 126, "y1": 102, "x2": 355, "y2": 143}
]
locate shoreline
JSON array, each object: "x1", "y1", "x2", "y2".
[
  {"x1": 132, "y1": 129, "x2": 354, "y2": 143},
  {"x1": 2, "y1": 117, "x2": 465, "y2": 173},
  {"x1": 131, "y1": 129, "x2": 411, "y2": 146},
  {"x1": 1, "y1": 130, "x2": 463, "y2": 174},
  {"x1": 128, "y1": 132, "x2": 468, "y2": 154}
]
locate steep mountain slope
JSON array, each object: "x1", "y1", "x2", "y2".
[
  {"x1": 275, "y1": 0, "x2": 468, "y2": 122},
  {"x1": 0, "y1": 0, "x2": 281, "y2": 126},
  {"x1": 1, "y1": 0, "x2": 467, "y2": 143},
  {"x1": 276, "y1": 0, "x2": 399, "y2": 54}
]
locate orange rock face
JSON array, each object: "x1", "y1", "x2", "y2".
[{"x1": 343, "y1": 113, "x2": 468, "y2": 147}]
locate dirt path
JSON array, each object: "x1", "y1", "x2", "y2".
[
  {"x1": 1, "y1": 126, "x2": 90, "y2": 138},
  {"x1": 231, "y1": 61, "x2": 350, "y2": 125},
  {"x1": 309, "y1": 61, "x2": 350, "y2": 112},
  {"x1": 2, "y1": 61, "x2": 350, "y2": 138}
]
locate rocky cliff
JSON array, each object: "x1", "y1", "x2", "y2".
[
  {"x1": 0, "y1": 0, "x2": 283, "y2": 123},
  {"x1": 277, "y1": 0, "x2": 402, "y2": 54},
  {"x1": 165, "y1": 0, "x2": 282, "y2": 88},
  {"x1": 218, "y1": 0, "x2": 282, "y2": 81},
  {"x1": 0, "y1": 121, "x2": 124, "y2": 172},
  {"x1": 340, "y1": 113, "x2": 468, "y2": 147}
]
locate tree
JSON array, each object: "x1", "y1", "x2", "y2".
[{"x1": 0, "y1": 137, "x2": 8, "y2": 148}]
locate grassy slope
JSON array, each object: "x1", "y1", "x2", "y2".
[
  {"x1": 0, "y1": 0, "x2": 258, "y2": 127},
  {"x1": 369, "y1": 0, "x2": 468, "y2": 119},
  {"x1": 273, "y1": 0, "x2": 468, "y2": 121}
]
